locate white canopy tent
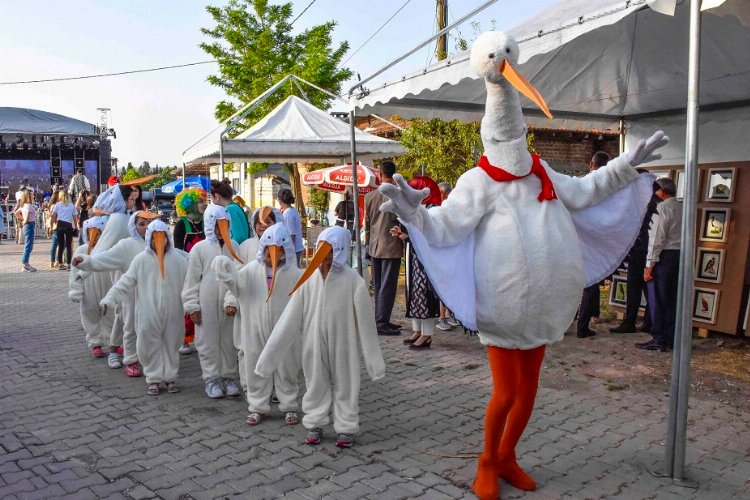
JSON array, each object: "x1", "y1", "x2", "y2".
[
  {"x1": 0, "y1": 107, "x2": 98, "y2": 137},
  {"x1": 350, "y1": 0, "x2": 748, "y2": 487},
  {"x1": 183, "y1": 95, "x2": 403, "y2": 166}
]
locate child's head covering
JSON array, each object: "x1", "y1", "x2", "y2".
[
  {"x1": 289, "y1": 226, "x2": 350, "y2": 295},
  {"x1": 145, "y1": 219, "x2": 172, "y2": 279},
  {"x1": 203, "y1": 204, "x2": 243, "y2": 264},
  {"x1": 175, "y1": 188, "x2": 207, "y2": 222},
  {"x1": 249, "y1": 206, "x2": 284, "y2": 238},
  {"x1": 408, "y1": 176, "x2": 443, "y2": 206},
  {"x1": 83, "y1": 216, "x2": 108, "y2": 254},
  {"x1": 94, "y1": 184, "x2": 125, "y2": 214},
  {"x1": 257, "y1": 222, "x2": 297, "y2": 301},
  {"x1": 128, "y1": 210, "x2": 159, "y2": 240}
]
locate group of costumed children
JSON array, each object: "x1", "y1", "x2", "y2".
[{"x1": 69, "y1": 185, "x2": 384, "y2": 447}]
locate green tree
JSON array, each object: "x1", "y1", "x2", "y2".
[
  {"x1": 200, "y1": 0, "x2": 352, "y2": 214},
  {"x1": 398, "y1": 118, "x2": 483, "y2": 186},
  {"x1": 143, "y1": 167, "x2": 178, "y2": 191},
  {"x1": 138, "y1": 161, "x2": 151, "y2": 176},
  {"x1": 121, "y1": 167, "x2": 140, "y2": 183}
]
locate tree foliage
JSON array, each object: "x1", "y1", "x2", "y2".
[
  {"x1": 143, "y1": 168, "x2": 178, "y2": 191},
  {"x1": 398, "y1": 118, "x2": 483, "y2": 186},
  {"x1": 121, "y1": 167, "x2": 140, "y2": 183}
]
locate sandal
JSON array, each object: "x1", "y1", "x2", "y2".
[
  {"x1": 246, "y1": 412, "x2": 263, "y2": 426},
  {"x1": 147, "y1": 383, "x2": 160, "y2": 396},
  {"x1": 285, "y1": 411, "x2": 299, "y2": 425},
  {"x1": 166, "y1": 381, "x2": 179, "y2": 393}
]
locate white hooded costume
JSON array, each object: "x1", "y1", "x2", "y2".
[
  {"x1": 74, "y1": 211, "x2": 158, "y2": 366},
  {"x1": 69, "y1": 216, "x2": 113, "y2": 348},
  {"x1": 256, "y1": 226, "x2": 385, "y2": 435},
  {"x1": 213, "y1": 223, "x2": 303, "y2": 415},
  {"x1": 182, "y1": 204, "x2": 243, "y2": 383},
  {"x1": 381, "y1": 32, "x2": 665, "y2": 350},
  {"x1": 101, "y1": 220, "x2": 187, "y2": 384}
]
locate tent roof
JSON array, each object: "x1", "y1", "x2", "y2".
[
  {"x1": 352, "y1": 0, "x2": 750, "y2": 131},
  {"x1": 183, "y1": 95, "x2": 404, "y2": 166},
  {"x1": 0, "y1": 107, "x2": 98, "y2": 136}
]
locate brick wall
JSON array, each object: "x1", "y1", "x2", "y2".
[{"x1": 530, "y1": 129, "x2": 620, "y2": 176}]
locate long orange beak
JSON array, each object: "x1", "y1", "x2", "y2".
[
  {"x1": 500, "y1": 60, "x2": 554, "y2": 120},
  {"x1": 216, "y1": 219, "x2": 244, "y2": 264},
  {"x1": 152, "y1": 231, "x2": 167, "y2": 279},
  {"x1": 260, "y1": 206, "x2": 274, "y2": 224},
  {"x1": 289, "y1": 241, "x2": 332, "y2": 296},
  {"x1": 265, "y1": 245, "x2": 282, "y2": 302},
  {"x1": 87, "y1": 228, "x2": 101, "y2": 254}
]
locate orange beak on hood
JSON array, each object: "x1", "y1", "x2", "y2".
[
  {"x1": 216, "y1": 218, "x2": 244, "y2": 264},
  {"x1": 265, "y1": 245, "x2": 282, "y2": 302},
  {"x1": 87, "y1": 228, "x2": 101, "y2": 254},
  {"x1": 152, "y1": 231, "x2": 168, "y2": 279},
  {"x1": 260, "y1": 206, "x2": 274, "y2": 225},
  {"x1": 500, "y1": 60, "x2": 554, "y2": 120},
  {"x1": 289, "y1": 241, "x2": 333, "y2": 296}
]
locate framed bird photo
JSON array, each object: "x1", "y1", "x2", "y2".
[
  {"x1": 608, "y1": 275, "x2": 628, "y2": 307},
  {"x1": 693, "y1": 287, "x2": 720, "y2": 324},
  {"x1": 704, "y1": 167, "x2": 736, "y2": 203},
  {"x1": 695, "y1": 247, "x2": 725, "y2": 283},
  {"x1": 675, "y1": 170, "x2": 685, "y2": 201},
  {"x1": 699, "y1": 208, "x2": 730, "y2": 242}
]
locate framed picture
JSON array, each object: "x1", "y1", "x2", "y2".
[
  {"x1": 608, "y1": 275, "x2": 628, "y2": 307},
  {"x1": 695, "y1": 247, "x2": 725, "y2": 283},
  {"x1": 705, "y1": 167, "x2": 736, "y2": 203},
  {"x1": 675, "y1": 170, "x2": 685, "y2": 201},
  {"x1": 693, "y1": 287, "x2": 720, "y2": 324},
  {"x1": 699, "y1": 208, "x2": 731, "y2": 242}
]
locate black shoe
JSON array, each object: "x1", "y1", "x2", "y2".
[
  {"x1": 378, "y1": 326, "x2": 401, "y2": 336},
  {"x1": 635, "y1": 340, "x2": 667, "y2": 352},
  {"x1": 409, "y1": 337, "x2": 432, "y2": 349},
  {"x1": 609, "y1": 323, "x2": 636, "y2": 334},
  {"x1": 576, "y1": 328, "x2": 596, "y2": 338},
  {"x1": 388, "y1": 322, "x2": 402, "y2": 331}
]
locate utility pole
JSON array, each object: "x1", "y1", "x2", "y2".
[{"x1": 436, "y1": 0, "x2": 448, "y2": 61}]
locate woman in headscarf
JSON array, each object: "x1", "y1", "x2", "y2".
[{"x1": 390, "y1": 176, "x2": 443, "y2": 350}]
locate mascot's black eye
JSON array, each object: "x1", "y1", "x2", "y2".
[
  {"x1": 506, "y1": 47, "x2": 511, "y2": 54},
  {"x1": 488, "y1": 53, "x2": 494, "y2": 59}
]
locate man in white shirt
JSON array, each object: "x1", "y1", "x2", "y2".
[
  {"x1": 68, "y1": 168, "x2": 91, "y2": 201},
  {"x1": 14, "y1": 183, "x2": 27, "y2": 245},
  {"x1": 638, "y1": 177, "x2": 682, "y2": 351}
]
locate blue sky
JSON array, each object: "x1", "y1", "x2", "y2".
[{"x1": 0, "y1": 0, "x2": 557, "y2": 167}]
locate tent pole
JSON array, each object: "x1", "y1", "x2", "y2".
[
  {"x1": 219, "y1": 133, "x2": 225, "y2": 181},
  {"x1": 182, "y1": 163, "x2": 186, "y2": 187},
  {"x1": 665, "y1": 0, "x2": 701, "y2": 484},
  {"x1": 618, "y1": 117, "x2": 625, "y2": 154},
  {"x1": 349, "y1": 110, "x2": 362, "y2": 276}
]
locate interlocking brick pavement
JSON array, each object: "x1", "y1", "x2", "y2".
[{"x1": 1, "y1": 239, "x2": 749, "y2": 499}]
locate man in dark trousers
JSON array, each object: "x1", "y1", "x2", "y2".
[
  {"x1": 365, "y1": 161, "x2": 403, "y2": 336},
  {"x1": 638, "y1": 177, "x2": 682, "y2": 351},
  {"x1": 576, "y1": 151, "x2": 610, "y2": 338},
  {"x1": 610, "y1": 174, "x2": 661, "y2": 334}
]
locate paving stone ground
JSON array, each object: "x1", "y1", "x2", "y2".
[{"x1": 1, "y1": 239, "x2": 748, "y2": 499}]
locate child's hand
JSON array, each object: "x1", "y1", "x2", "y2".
[
  {"x1": 225, "y1": 306, "x2": 237, "y2": 316},
  {"x1": 190, "y1": 311, "x2": 202, "y2": 325},
  {"x1": 72, "y1": 256, "x2": 83, "y2": 267}
]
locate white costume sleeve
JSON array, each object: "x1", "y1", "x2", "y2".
[
  {"x1": 182, "y1": 249, "x2": 203, "y2": 314},
  {"x1": 353, "y1": 278, "x2": 385, "y2": 381},
  {"x1": 101, "y1": 259, "x2": 140, "y2": 309},
  {"x1": 646, "y1": 212, "x2": 663, "y2": 267},
  {"x1": 546, "y1": 155, "x2": 639, "y2": 211},
  {"x1": 76, "y1": 239, "x2": 130, "y2": 274},
  {"x1": 255, "y1": 290, "x2": 305, "y2": 378},
  {"x1": 212, "y1": 256, "x2": 242, "y2": 301},
  {"x1": 69, "y1": 245, "x2": 86, "y2": 302}
]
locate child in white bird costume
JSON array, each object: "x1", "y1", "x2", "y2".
[
  {"x1": 100, "y1": 220, "x2": 187, "y2": 395},
  {"x1": 72, "y1": 210, "x2": 160, "y2": 377},
  {"x1": 255, "y1": 226, "x2": 385, "y2": 448},
  {"x1": 69, "y1": 216, "x2": 113, "y2": 357},
  {"x1": 380, "y1": 32, "x2": 669, "y2": 499},
  {"x1": 182, "y1": 204, "x2": 244, "y2": 399},
  {"x1": 213, "y1": 222, "x2": 303, "y2": 426}
]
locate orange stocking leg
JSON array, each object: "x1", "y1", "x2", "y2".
[
  {"x1": 472, "y1": 346, "x2": 520, "y2": 500},
  {"x1": 496, "y1": 345, "x2": 545, "y2": 491}
]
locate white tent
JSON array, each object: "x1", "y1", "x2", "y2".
[
  {"x1": 183, "y1": 95, "x2": 403, "y2": 166},
  {"x1": 353, "y1": 0, "x2": 750, "y2": 163},
  {"x1": 0, "y1": 107, "x2": 98, "y2": 136}
]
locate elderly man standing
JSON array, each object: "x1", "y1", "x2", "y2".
[
  {"x1": 68, "y1": 168, "x2": 91, "y2": 202},
  {"x1": 365, "y1": 161, "x2": 403, "y2": 336},
  {"x1": 637, "y1": 177, "x2": 682, "y2": 351}
]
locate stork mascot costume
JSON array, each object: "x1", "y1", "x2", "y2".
[{"x1": 380, "y1": 32, "x2": 668, "y2": 500}]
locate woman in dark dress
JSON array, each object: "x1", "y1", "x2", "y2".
[{"x1": 390, "y1": 176, "x2": 443, "y2": 350}]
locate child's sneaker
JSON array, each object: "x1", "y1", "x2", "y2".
[
  {"x1": 246, "y1": 412, "x2": 263, "y2": 426},
  {"x1": 178, "y1": 343, "x2": 194, "y2": 355},
  {"x1": 166, "y1": 381, "x2": 179, "y2": 394},
  {"x1": 91, "y1": 346, "x2": 106, "y2": 358},
  {"x1": 335, "y1": 433, "x2": 354, "y2": 448},
  {"x1": 446, "y1": 316, "x2": 461, "y2": 327},
  {"x1": 305, "y1": 428, "x2": 323, "y2": 445},
  {"x1": 285, "y1": 412, "x2": 299, "y2": 425},
  {"x1": 125, "y1": 362, "x2": 143, "y2": 377},
  {"x1": 436, "y1": 318, "x2": 453, "y2": 331},
  {"x1": 107, "y1": 352, "x2": 122, "y2": 369},
  {"x1": 205, "y1": 379, "x2": 224, "y2": 399},
  {"x1": 222, "y1": 378, "x2": 241, "y2": 397}
]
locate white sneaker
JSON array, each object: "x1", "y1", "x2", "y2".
[
  {"x1": 436, "y1": 318, "x2": 453, "y2": 331},
  {"x1": 107, "y1": 352, "x2": 122, "y2": 369},
  {"x1": 222, "y1": 378, "x2": 241, "y2": 397},
  {"x1": 178, "y1": 343, "x2": 193, "y2": 355},
  {"x1": 446, "y1": 316, "x2": 461, "y2": 327},
  {"x1": 205, "y1": 379, "x2": 224, "y2": 399}
]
